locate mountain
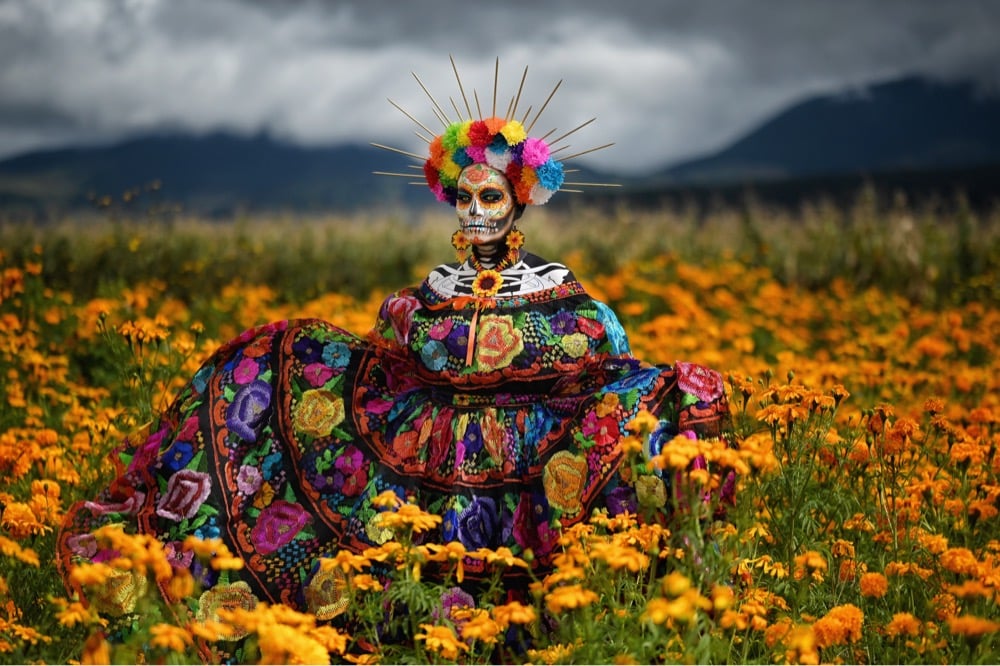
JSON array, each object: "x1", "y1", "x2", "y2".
[
  {"x1": 1, "y1": 74, "x2": 998, "y2": 218},
  {"x1": 652, "y1": 75, "x2": 1000, "y2": 185}
]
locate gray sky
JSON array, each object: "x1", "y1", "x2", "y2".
[{"x1": 1, "y1": 0, "x2": 998, "y2": 174}]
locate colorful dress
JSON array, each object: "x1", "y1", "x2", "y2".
[{"x1": 57, "y1": 252, "x2": 731, "y2": 628}]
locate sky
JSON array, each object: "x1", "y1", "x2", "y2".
[{"x1": 1, "y1": 0, "x2": 998, "y2": 175}]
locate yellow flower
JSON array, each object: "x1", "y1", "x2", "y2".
[
  {"x1": 460, "y1": 609, "x2": 502, "y2": 644},
  {"x1": 471, "y1": 269, "x2": 504, "y2": 297},
  {"x1": 372, "y1": 489, "x2": 403, "y2": 509},
  {"x1": 589, "y1": 541, "x2": 649, "y2": 572},
  {"x1": 1, "y1": 501, "x2": 50, "y2": 538},
  {"x1": 53, "y1": 599, "x2": 101, "y2": 628},
  {"x1": 545, "y1": 583, "x2": 599, "y2": 614},
  {"x1": 492, "y1": 601, "x2": 536, "y2": 629},
  {"x1": 812, "y1": 604, "x2": 863, "y2": 648},
  {"x1": 293, "y1": 389, "x2": 345, "y2": 438},
  {"x1": 415, "y1": 623, "x2": 469, "y2": 661},
  {"x1": 149, "y1": 623, "x2": 193, "y2": 652},
  {"x1": 375, "y1": 503, "x2": 442, "y2": 534}
]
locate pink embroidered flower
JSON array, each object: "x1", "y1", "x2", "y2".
[
  {"x1": 675, "y1": 361, "x2": 725, "y2": 402},
  {"x1": 156, "y1": 469, "x2": 212, "y2": 521},
  {"x1": 236, "y1": 465, "x2": 263, "y2": 495},
  {"x1": 233, "y1": 357, "x2": 259, "y2": 384},
  {"x1": 251, "y1": 500, "x2": 310, "y2": 555},
  {"x1": 83, "y1": 491, "x2": 146, "y2": 517},
  {"x1": 303, "y1": 362, "x2": 334, "y2": 387}
]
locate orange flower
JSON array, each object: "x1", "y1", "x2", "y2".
[
  {"x1": 414, "y1": 623, "x2": 469, "y2": 661},
  {"x1": 859, "y1": 572, "x2": 888, "y2": 598},
  {"x1": 149, "y1": 623, "x2": 194, "y2": 652},
  {"x1": 884, "y1": 612, "x2": 921, "y2": 639},
  {"x1": 545, "y1": 583, "x2": 599, "y2": 614},
  {"x1": 492, "y1": 601, "x2": 536, "y2": 629},
  {"x1": 812, "y1": 604, "x2": 863, "y2": 648},
  {"x1": 946, "y1": 614, "x2": 1000, "y2": 637}
]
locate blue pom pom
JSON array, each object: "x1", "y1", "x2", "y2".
[
  {"x1": 536, "y1": 159, "x2": 564, "y2": 191},
  {"x1": 453, "y1": 148, "x2": 473, "y2": 168}
]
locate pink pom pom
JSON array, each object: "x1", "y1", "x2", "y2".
[
  {"x1": 521, "y1": 137, "x2": 550, "y2": 168},
  {"x1": 465, "y1": 145, "x2": 486, "y2": 164},
  {"x1": 431, "y1": 182, "x2": 447, "y2": 202}
]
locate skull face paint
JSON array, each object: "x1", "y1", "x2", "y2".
[{"x1": 456, "y1": 164, "x2": 517, "y2": 249}]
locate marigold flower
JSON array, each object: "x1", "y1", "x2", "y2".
[
  {"x1": 460, "y1": 609, "x2": 502, "y2": 644},
  {"x1": 545, "y1": 583, "x2": 599, "y2": 614},
  {"x1": 149, "y1": 623, "x2": 193, "y2": 652},
  {"x1": 492, "y1": 601, "x2": 536, "y2": 629},
  {"x1": 80, "y1": 631, "x2": 111, "y2": 665},
  {"x1": 1, "y1": 501, "x2": 50, "y2": 539},
  {"x1": 414, "y1": 623, "x2": 469, "y2": 661},
  {"x1": 884, "y1": 612, "x2": 921, "y2": 639},
  {"x1": 793, "y1": 550, "x2": 828, "y2": 582},
  {"x1": 939, "y1": 547, "x2": 979, "y2": 576},
  {"x1": 946, "y1": 614, "x2": 1000, "y2": 637},
  {"x1": 376, "y1": 503, "x2": 442, "y2": 533},
  {"x1": 859, "y1": 571, "x2": 889, "y2": 598},
  {"x1": 321, "y1": 549, "x2": 372, "y2": 574},
  {"x1": 812, "y1": 604, "x2": 863, "y2": 648}
]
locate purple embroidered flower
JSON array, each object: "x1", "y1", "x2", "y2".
[
  {"x1": 550, "y1": 311, "x2": 577, "y2": 335},
  {"x1": 675, "y1": 361, "x2": 725, "y2": 403},
  {"x1": 164, "y1": 540, "x2": 194, "y2": 569},
  {"x1": 457, "y1": 496, "x2": 498, "y2": 549},
  {"x1": 293, "y1": 336, "x2": 324, "y2": 364},
  {"x1": 607, "y1": 486, "x2": 638, "y2": 516},
  {"x1": 236, "y1": 465, "x2": 263, "y2": 495},
  {"x1": 441, "y1": 508, "x2": 459, "y2": 542},
  {"x1": 226, "y1": 379, "x2": 271, "y2": 442},
  {"x1": 67, "y1": 533, "x2": 98, "y2": 559},
  {"x1": 444, "y1": 323, "x2": 471, "y2": 358},
  {"x1": 434, "y1": 587, "x2": 476, "y2": 630},
  {"x1": 251, "y1": 500, "x2": 310, "y2": 555},
  {"x1": 156, "y1": 469, "x2": 212, "y2": 521},
  {"x1": 83, "y1": 491, "x2": 146, "y2": 517},
  {"x1": 461, "y1": 422, "x2": 484, "y2": 457}
]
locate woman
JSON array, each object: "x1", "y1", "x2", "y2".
[{"x1": 57, "y1": 61, "x2": 732, "y2": 638}]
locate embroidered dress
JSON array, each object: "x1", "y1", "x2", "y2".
[{"x1": 57, "y1": 252, "x2": 731, "y2": 628}]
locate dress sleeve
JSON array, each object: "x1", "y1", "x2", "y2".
[{"x1": 593, "y1": 300, "x2": 632, "y2": 356}]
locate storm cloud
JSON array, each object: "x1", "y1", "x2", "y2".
[{"x1": 1, "y1": 0, "x2": 997, "y2": 174}]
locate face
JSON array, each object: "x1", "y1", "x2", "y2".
[{"x1": 456, "y1": 164, "x2": 517, "y2": 248}]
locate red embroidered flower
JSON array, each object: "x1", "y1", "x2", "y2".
[
  {"x1": 156, "y1": 469, "x2": 212, "y2": 521},
  {"x1": 675, "y1": 361, "x2": 725, "y2": 402}
]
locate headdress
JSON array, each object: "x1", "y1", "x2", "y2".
[{"x1": 374, "y1": 56, "x2": 618, "y2": 207}]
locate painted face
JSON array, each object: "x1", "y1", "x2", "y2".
[{"x1": 456, "y1": 164, "x2": 516, "y2": 247}]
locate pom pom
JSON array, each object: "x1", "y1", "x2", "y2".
[
  {"x1": 439, "y1": 158, "x2": 461, "y2": 187},
  {"x1": 500, "y1": 120, "x2": 527, "y2": 146},
  {"x1": 456, "y1": 120, "x2": 473, "y2": 147},
  {"x1": 467, "y1": 120, "x2": 492, "y2": 147},
  {"x1": 521, "y1": 137, "x2": 550, "y2": 168},
  {"x1": 485, "y1": 146, "x2": 512, "y2": 172},
  {"x1": 428, "y1": 135, "x2": 446, "y2": 163},
  {"x1": 430, "y1": 182, "x2": 447, "y2": 203},
  {"x1": 423, "y1": 161, "x2": 440, "y2": 189},
  {"x1": 529, "y1": 184, "x2": 555, "y2": 205},
  {"x1": 453, "y1": 148, "x2": 473, "y2": 168},
  {"x1": 465, "y1": 145, "x2": 486, "y2": 164},
  {"x1": 535, "y1": 158, "x2": 564, "y2": 191},
  {"x1": 442, "y1": 122, "x2": 463, "y2": 151},
  {"x1": 483, "y1": 116, "x2": 506, "y2": 135}
]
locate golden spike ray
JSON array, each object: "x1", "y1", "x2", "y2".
[
  {"x1": 509, "y1": 65, "x2": 529, "y2": 121},
  {"x1": 492, "y1": 57, "x2": 499, "y2": 118},
  {"x1": 412, "y1": 71, "x2": 451, "y2": 127},
  {"x1": 387, "y1": 98, "x2": 436, "y2": 136},
  {"x1": 560, "y1": 143, "x2": 615, "y2": 162},
  {"x1": 549, "y1": 118, "x2": 596, "y2": 146},
  {"x1": 370, "y1": 142, "x2": 425, "y2": 160},
  {"x1": 449, "y1": 54, "x2": 474, "y2": 119},
  {"x1": 525, "y1": 79, "x2": 562, "y2": 133}
]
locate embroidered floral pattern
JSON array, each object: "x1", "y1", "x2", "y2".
[{"x1": 59, "y1": 277, "x2": 733, "y2": 627}]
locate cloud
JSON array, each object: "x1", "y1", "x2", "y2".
[{"x1": 0, "y1": 0, "x2": 997, "y2": 174}]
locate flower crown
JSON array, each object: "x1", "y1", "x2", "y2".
[
  {"x1": 374, "y1": 56, "x2": 617, "y2": 207},
  {"x1": 426, "y1": 117, "x2": 563, "y2": 206}
]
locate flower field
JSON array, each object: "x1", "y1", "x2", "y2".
[{"x1": 1, "y1": 197, "x2": 998, "y2": 664}]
